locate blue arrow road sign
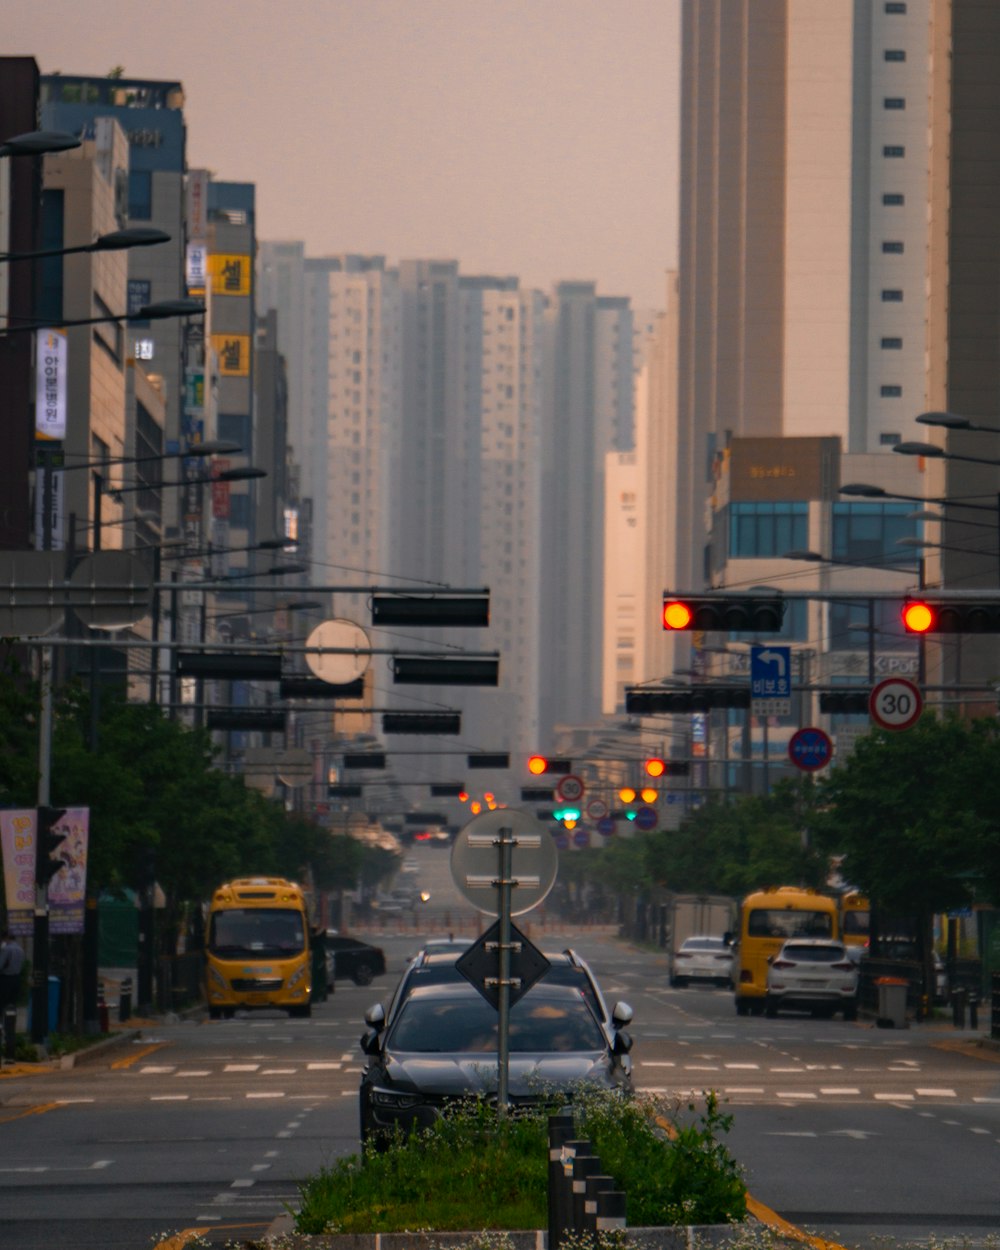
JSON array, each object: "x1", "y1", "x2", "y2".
[{"x1": 751, "y1": 644, "x2": 791, "y2": 714}]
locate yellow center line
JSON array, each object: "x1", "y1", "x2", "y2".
[
  {"x1": 111, "y1": 1042, "x2": 168, "y2": 1069},
  {"x1": 0, "y1": 1102, "x2": 64, "y2": 1124}
]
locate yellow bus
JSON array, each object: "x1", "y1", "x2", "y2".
[
  {"x1": 204, "y1": 877, "x2": 313, "y2": 1019},
  {"x1": 734, "y1": 886, "x2": 840, "y2": 1016},
  {"x1": 838, "y1": 891, "x2": 870, "y2": 953}
]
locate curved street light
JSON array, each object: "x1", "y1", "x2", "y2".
[
  {"x1": 0, "y1": 226, "x2": 171, "y2": 264},
  {"x1": 1, "y1": 296, "x2": 206, "y2": 335},
  {"x1": 916, "y1": 411, "x2": 1000, "y2": 435},
  {"x1": 0, "y1": 129, "x2": 80, "y2": 158},
  {"x1": 839, "y1": 482, "x2": 998, "y2": 513},
  {"x1": 894, "y1": 440, "x2": 1000, "y2": 469}
]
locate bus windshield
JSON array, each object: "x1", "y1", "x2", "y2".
[
  {"x1": 209, "y1": 907, "x2": 306, "y2": 957},
  {"x1": 746, "y1": 908, "x2": 833, "y2": 939}
]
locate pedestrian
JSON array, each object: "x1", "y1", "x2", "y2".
[{"x1": 0, "y1": 929, "x2": 25, "y2": 1014}]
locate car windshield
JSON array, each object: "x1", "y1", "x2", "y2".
[
  {"x1": 781, "y1": 944, "x2": 846, "y2": 963},
  {"x1": 209, "y1": 907, "x2": 305, "y2": 956},
  {"x1": 386, "y1": 991, "x2": 606, "y2": 1054}
]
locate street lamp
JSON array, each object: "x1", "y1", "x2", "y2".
[
  {"x1": 916, "y1": 411, "x2": 1000, "y2": 435},
  {"x1": 839, "y1": 482, "x2": 998, "y2": 513},
  {"x1": 1, "y1": 297, "x2": 206, "y2": 335},
  {"x1": 893, "y1": 440, "x2": 1000, "y2": 469},
  {"x1": 0, "y1": 226, "x2": 171, "y2": 264},
  {"x1": 0, "y1": 130, "x2": 80, "y2": 158}
]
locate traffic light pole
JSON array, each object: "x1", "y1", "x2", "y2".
[{"x1": 30, "y1": 645, "x2": 55, "y2": 1044}]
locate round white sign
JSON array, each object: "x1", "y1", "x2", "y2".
[
  {"x1": 555, "y1": 774, "x2": 584, "y2": 803},
  {"x1": 450, "y1": 807, "x2": 558, "y2": 917},
  {"x1": 869, "y1": 677, "x2": 923, "y2": 731},
  {"x1": 305, "y1": 618, "x2": 372, "y2": 685}
]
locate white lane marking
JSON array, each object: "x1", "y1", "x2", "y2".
[
  {"x1": 916, "y1": 1089, "x2": 956, "y2": 1097},
  {"x1": 820, "y1": 1088, "x2": 860, "y2": 1095},
  {"x1": 55, "y1": 1098, "x2": 95, "y2": 1104},
  {"x1": 970, "y1": 1127, "x2": 991, "y2": 1135},
  {"x1": 973, "y1": 1097, "x2": 1000, "y2": 1104},
  {"x1": 684, "y1": 1065, "x2": 719, "y2": 1072},
  {"x1": 640, "y1": 1061, "x2": 676, "y2": 1068},
  {"x1": 261, "y1": 1069, "x2": 296, "y2": 1075},
  {"x1": 777, "y1": 1092, "x2": 817, "y2": 1100},
  {"x1": 771, "y1": 1067, "x2": 804, "y2": 1073},
  {"x1": 766, "y1": 1131, "x2": 816, "y2": 1137},
  {"x1": 725, "y1": 1063, "x2": 759, "y2": 1070},
  {"x1": 140, "y1": 1066, "x2": 176, "y2": 1074},
  {"x1": 151, "y1": 1095, "x2": 190, "y2": 1101},
  {"x1": 246, "y1": 1092, "x2": 285, "y2": 1099},
  {"x1": 231, "y1": 1179, "x2": 255, "y2": 1188},
  {"x1": 874, "y1": 1093, "x2": 914, "y2": 1101},
  {"x1": 251, "y1": 1164, "x2": 271, "y2": 1172},
  {"x1": 225, "y1": 1064, "x2": 260, "y2": 1072},
  {"x1": 177, "y1": 1071, "x2": 211, "y2": 1077},
  {"x1": 307, "y1": 1062, "x2": 342, "y2": 1070},
  {"x1": 724, "y1": 1087, "x2": 764, "y2": 1094}
]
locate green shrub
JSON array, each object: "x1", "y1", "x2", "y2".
[{"x1": 294, "y1": 1089, "x2": 746, "y2": 1234}]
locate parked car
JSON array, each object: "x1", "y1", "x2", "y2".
[
  {"x1": 765, "y1": 938, "x2": 859, "y2": 1020},
  {"x1": 669, "y1": 935, "x2": 734, "y2": 988},
  {"x1": 359, "y1": 980, "x2": 633, "y2": 1148},
  {"x1": 325, "y1": 932, "x2": 387, "y2": 985}
]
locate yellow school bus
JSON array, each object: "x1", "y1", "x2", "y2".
[
  {"x1": 838, "y1": 891, "x2": 870, "y2": 952},
  {"x1": 204, "y1": 877, "x2": 312, "y2": 1019},
  {"x1": 734, "y1": 886, "x2": 840, "y2": 1015}
]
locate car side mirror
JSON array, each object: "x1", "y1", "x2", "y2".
[
  {"x1": 766, "y1": 954, "x2": 774, "y2": 965},
  {"x1": 360, "y1": 1029, "x2": 382, "y2": 1056},
  {"x1": 611, "y1": 1001, "x2": 633, "y2": 1027},
  {"x1": 613, "y1": 1030, "x2": 633, "y2": 1055},
  {"x1": 364, "y1": 1002, "x2": 386, "y2": 1031}
]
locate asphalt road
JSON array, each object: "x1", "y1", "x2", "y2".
[{"x1": 2, "y1": 912, "x2": 998, "y2": 1250}]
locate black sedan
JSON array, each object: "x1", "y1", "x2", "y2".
[
  {"x1": 359, "y1": 980, "x2": 633, "y2": 1148},
  {"x1": 325, "y1": 932, "x2": 387, "y2": 985}
]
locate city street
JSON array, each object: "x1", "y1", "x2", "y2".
[{"x1": 2, "y1": 916, "x2": 999, "y2": 1250}]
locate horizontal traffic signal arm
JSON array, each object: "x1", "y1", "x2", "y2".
[
  {"x1": 625, "y1": 686, "x2": 750, "y2": 713},
  {"x1": 902, "y1": 597, "x2": 1000, "y2": 634},
  {"x1": 662, "y1": 592, "x2": 786, "y2": 632}
]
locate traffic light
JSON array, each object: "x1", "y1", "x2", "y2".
[
  {"x1": 626, "y1": 687, "x2": 750, "y2": 714},
  {"x1": 644, "y1": 757, "x2": 666, "y2": 778},
  {"x1": 526, "y1": 755, "x2": 572, "y2": 775},
  {"x1": 35, "y1": 806, "x2": 68, "y2": 888},
  {"x1": 901, "y1": 598, "x2": 1000, "y2": 634},
  {"x1": 553, "y1": 805, "x2": 581, "y2": 828},
  {"x1": 820, "y1": 691, "x2": 870, "y2": 715},
  {"x1": 662, "y1": 594, "x2": 786, "y2": 633}
]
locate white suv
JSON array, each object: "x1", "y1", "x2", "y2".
[{"x1": 766, "y1": 938, "x2": 859, "y2": 1020}]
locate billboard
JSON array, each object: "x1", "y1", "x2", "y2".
[{"x1": 35, "y1": 329, "x2": 67, "y2": 439}]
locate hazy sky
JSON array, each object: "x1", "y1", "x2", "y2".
[{"x1": 7, "y1": 0, "x2": 680, "y2": 309}]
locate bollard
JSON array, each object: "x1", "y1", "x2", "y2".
[
  {"x1": 97, "y1": 986, "x2": 109, "y2": 1034},
  {"x1": 571, "y1": 1153, "x2": 602, "y2": 1233},
  {"x1": 595, "y1": 1189, "x2": 627, "y2": 1233},
  {"x1": 118, "y1": 977, "x2": 133, "y2": 1023},
  {"x1": 952, "y1": 986, "x2": 967, "y2": 1029},
  {"x1": 584, "y1": 1174, "x2": 616, "y2": 1233},
  {"x1": 969, "y1": 993, "x2": 979, "y2": 1031},
  {"x1": 2, "y1": 1005, "x2": 16, "y2": 1061},
  {"x1": 547, "y1": 1112, "x2": 576, "y2": 1250},
  {"x1": 560, "y1": 1139, "x2": 591, "y2": 1243}
]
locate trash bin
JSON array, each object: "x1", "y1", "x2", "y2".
[
  {"x1": 876, "y1": 976, "x2": 908, "y2": 1029},
  {"x1": 27, "y1": 976, "x2": 61, "y2": 1035}
]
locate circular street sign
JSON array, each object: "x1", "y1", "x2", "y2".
[
  {"x1": 556, "y1": 774, "x2": 584, "y2": 803},
  {"x1": 72, "y1": 551, "x2": 152, "y2": 629},
  {"x1": 869, "y1": 677, "x2": 923, "y2": 731},
  {"x1": 596, "y1": 816, "x2": 616, "y2": 837},
  {"x1": 572, "y1": 826, "x2": 591, "y2": 848},
  {"x1": 305, "y1": 618, "x2": 371, "y2": 685},
  {"x1": 788, "y1": 726, "x2": 834, "y2": 772},
  {"x1": 586, "y1": 797, "x2": 609, "y2": 821},
  {"x1": 634, "y1": 805, "x2": 658, "y2": 831},
  {"x1": 450, "y1": 807, "x2": 558, "y2": 917}
]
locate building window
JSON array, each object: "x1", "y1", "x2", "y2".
[
  {"x1": 880, "y1": 384, "x2": 903, "y2": 397},
  {"x1": 729, "y1": 502, "x2": 808, "y2": 559},
  {"x1": 880, "y1": 432, "x2": 902, "y2": 446},
  {"x1": 828, "y1": 599, "x2": 913, "y2": 652},
  {"x1": 883, "y1": 193, "x2": 905, "y2": 205},
  {"x1": 832, "y1": 502, "x2": 914, "y2": 567},
  {"x1": 883, "y1": 145, "x2": 905, "y2": 158},
  {"x1": 884, "y1": 97, "x2": 906, "y2": 110},
  {"x1": 881, "y1": 289, "x2": 904, "y2": 302},
  {"x1": 885, "y1": 2, "x2": 907, "y2": 11},
  {"x1": 884, "y1": 49, "x2": 906, "y2": 61},
  {"x1": 881, "y1": 337, "x2": 903, "y2": 349},
  {"x1": 128, "y1": 169, "x2": 153, "y2": 220},
  {"x1": 882, "y1": 241, "x2": 904, "y2": 253}
]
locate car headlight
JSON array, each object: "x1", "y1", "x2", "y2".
[
  {"x1": 372, "y1": 1085, "x2": 425, "y2": 1110},
  {"x1": 208, "y1": 966, "x2": 228, "y2": 991},
  {"x1": 287, "y1": 965, "x2": 307, "y2": 991}
]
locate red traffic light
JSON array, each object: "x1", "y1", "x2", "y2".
[
  {"x1": 902, "y1": 601, "x2": 934, "y2": 633},
  {"x1": 644, "y1": 757, "x2": 666, "y2": 778},
  {"x1": 662, "y1": 599, "x2": 694, "y2": 630},
  {"x1": 527, "y1": 755, "x2": 548, "y2": 775}
]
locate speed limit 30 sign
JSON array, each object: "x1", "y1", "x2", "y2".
[{"x1": 869, "y1": 677, "x2": 922, "y2": 731}]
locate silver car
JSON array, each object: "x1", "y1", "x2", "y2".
[
  {"x1": 669, "y1": 936, "x2": 735, "y2": 988},
  {"x1": 765, "y1": 938, "x2": 859, "y2": 1020}
]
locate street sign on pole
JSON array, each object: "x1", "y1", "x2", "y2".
[
  {"x1": 555, "y1": 774, "x2": 584, "y2": 803},
  {"x1": 751, "y1": 644, "x2": 791, "y2": 716},
  {"x1": 450, "y1": 807, "x2": 558, "y2": 917},
  {"x1": 869, "y1": 677, "x2": 923, "y2": 731},
  {"x1": 788, "y1": 726, "x2": 833, "y2": 772}
]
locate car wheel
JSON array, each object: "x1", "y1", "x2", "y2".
[
  {"x1": 673, "y1": 976, "x2": 686, "y2": 988},
  {"x1": 209, "y1": 1007, "x2": 222, "y2": 1020},
  {"x1": 843, "y1": 1002, "x2": 858, "y2": 1022},
  {"x1": 353, "y1": 962, "x2": 374, "y2": 986},
  {"x1": 735, "y1": 997, "x2": 750, "y2": 1016},
  {"x1": 289, "y1": 1003, "x2": 312, "y2": 1019},
  {"x1": 764, "y1": 997, "x2": 778, "y2": 1018}
]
